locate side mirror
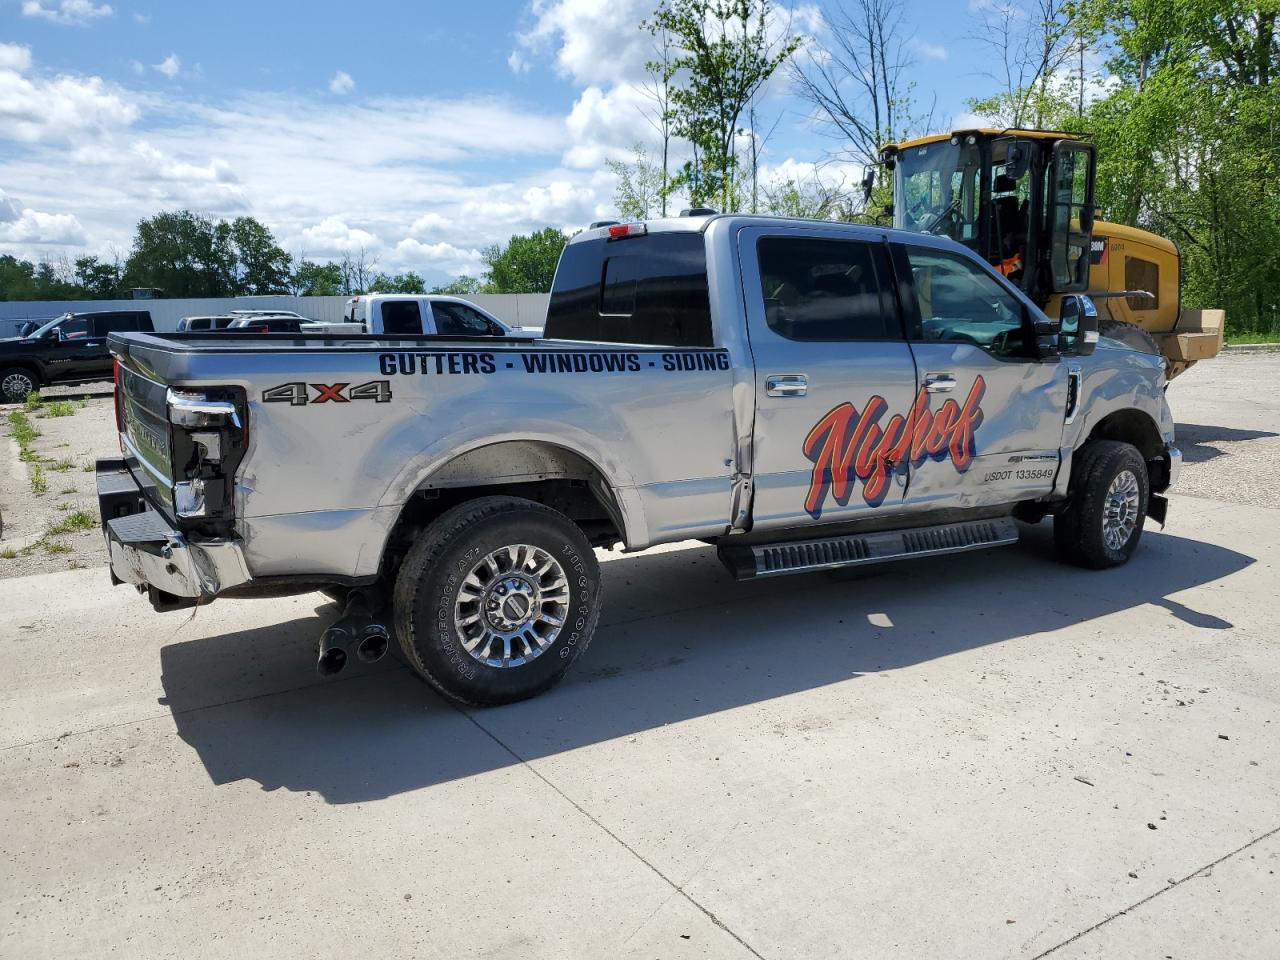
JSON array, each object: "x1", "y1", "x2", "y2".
[
  {"x1": 1059, "y1": 295, "x2": 1099, "y2": 356},
  {"x1": 861, "y1": 166, "x2": 876, "y2": 204}
]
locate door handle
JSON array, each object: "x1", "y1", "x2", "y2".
[
  {"x1": 925, "y1": 374, "x2": 957, "y2": 393},
  {"x1": 766, "y1": 374, "x2": 808, "y2": 397}
]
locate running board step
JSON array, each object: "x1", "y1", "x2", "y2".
[{"x1": 717, "y1": 517, "x2": 1020, "y2": 580}]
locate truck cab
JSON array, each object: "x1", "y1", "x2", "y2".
[
  {"x1": 1, "y1": 310, "x2": 153, "y2": 401},
  {"x1": 344, "y1": 294, "x2": 540, "y2": 338}
]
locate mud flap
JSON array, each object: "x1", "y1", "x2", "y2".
[{"x1": 1147, "y1": 494, "x2": 1169, "y2": 528}]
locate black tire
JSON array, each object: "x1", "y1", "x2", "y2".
[
  {"x1": 1, "y1": 368, "x2": 39, "y2": 403},
  {"x1": 1054, "y1": 440, "x2": 1149, "y2": 569},
  {"x1": 393, "y1": 496, "x2": 601, "y2": 706},
  {"x1": 1099, "y1": 320, "x2": 1160, "y2": 355}
]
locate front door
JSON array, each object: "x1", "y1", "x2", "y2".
[
  {"x1": 740, "y1": 225, "x2": 919, "y2": 531},
  {"x1": 896, "y1": 243, "x2": 1068, "y2": 509}
]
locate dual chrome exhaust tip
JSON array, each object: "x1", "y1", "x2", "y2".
[{"x1": 316, "y1": 590, "x2": 391, "y2": 676}]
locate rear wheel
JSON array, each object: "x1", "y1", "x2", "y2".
[
  {"x1": 1, "y1": 368, "x2": 38, "y2": 403},
  {"x1": 1099, "y1": 319, "x2": 1160, "y2": 355},
  {"x1": 1054, "y1": 440, "x2": 1149, "y2": 569},
  {"x1": 393, "y1": 496, "x2": 600, "y2": 706}
]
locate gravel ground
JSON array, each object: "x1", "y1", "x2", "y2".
[
  {"x1": 0, "y1": 383, "x2": 113, "y2": 578},
  {"x1": 0, "y1": 355, "x2": 1275, "y2": 580},
  {"x1": 1166, "y1": 353, "x2": 1280, "y2": 511}
]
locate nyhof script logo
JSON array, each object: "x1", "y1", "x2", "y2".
[{"x1": 802, "y1": 376, "x2": 986, "y2": 516}]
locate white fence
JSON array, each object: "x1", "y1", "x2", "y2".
[{"x1": 0, "y1": 293, "x2": 551, "y2": 337}]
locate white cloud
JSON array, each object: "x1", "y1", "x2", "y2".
[
  {"x1": 296, "y1": 217, "x2": 380, "y2": 257},
  {"x1": 391, "y1": 238, "x2": 485, "y2": 277},
  {"x1": 0, "y1": 46, "x2": 138, "y2": 143},
  {"x1": 0, "y1": 44, "x2": 34, "y2": 73},
  {"x1": 329, "y1": 70, "x2": 355, "y2": 95},
  {"x1": 0, "y1": 189, "x2": 87, "y2": 246},
  {"x1": 153, "y1": 53, "x2": 180, "y2": 78},
  {"x1": 129, "y1": 59, "x2": 144, "y2": 75},
  {"x1": 910, "y1": 38, "x2": 948, "y2": 60},
  {"x1": 21, "y1": 0, "x2": 113, "y2": 26},
  {"x1": 132, "y1": 11, "x2": 150, "y2": 23},
  {"x1": 517, "y1": 0, "x2": 655, "y2": 87},
  {"x1": 507, "y1": 50, "x2": 529, "y2": 75}
]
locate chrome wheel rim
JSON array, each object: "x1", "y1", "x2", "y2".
[
  {"x1": 2, "y1": 372, "x2": 34, "y2": 400},
  {"x1": 1102, "y1": 469, "x2": 1140, "y2": 551},
  {"x1": 454, "y1": 544, "x2": 569, "y2": 669}
]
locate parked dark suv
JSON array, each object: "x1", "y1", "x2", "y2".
[{"x1": 0, "y1": 310, "x2": 153, "y2": 401}]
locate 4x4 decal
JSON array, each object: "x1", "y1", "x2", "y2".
[
  {"x1": 802, "y1": 376, "x2": 986, "y2": 516},
  {"x1": 262, "y1": 381, "x2": 392, "y2": 406}
]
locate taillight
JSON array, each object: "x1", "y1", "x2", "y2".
[
  {"x1": 166, "y1": 388, "x2": 247, "y2": 524},
  {"x1": 113, "y1": 358, "x2": 125, "y2": 440}
]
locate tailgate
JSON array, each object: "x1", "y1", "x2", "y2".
[{"x1": 117, "y1": 359, "x2": 177, "y2": 517}]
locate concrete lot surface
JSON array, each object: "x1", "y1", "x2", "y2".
[
  {"x1": 2, "y1": 495, "x2": 1278, "y2": 959},
  {"x1": 2, "y1": 355, "x2": 1279, "y2": 959}
]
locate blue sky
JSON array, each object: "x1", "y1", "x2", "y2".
[{"x1": 0, "y1": 0, "x2": 1035, "y2": 284}]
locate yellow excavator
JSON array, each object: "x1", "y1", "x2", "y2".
[{"x1": 878, "y1": 129, "x2": 1223, "y2": 379}]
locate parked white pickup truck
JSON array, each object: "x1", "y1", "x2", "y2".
[
  {"x1": 99, "y1": 215, "x2": 1180, "y2": 706},
  {"x1": 345, "y1": 294, "x2": 541, "y2": 338}
]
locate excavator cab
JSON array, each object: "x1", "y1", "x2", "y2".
[
  {"x1": 881, "y1": 129, "x2": 1096, "y2": 306},
  {"x1": 881, "y1": 129, "x2": 1222, "y2": 378}
]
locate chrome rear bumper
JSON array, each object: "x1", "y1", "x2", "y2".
[{"x1": 97, "y1": 458, "x2": 250, "y2": 610}]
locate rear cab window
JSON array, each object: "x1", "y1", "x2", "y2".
[
  {"x1": 381, "y1": 300, "x2": 423, "y2": 335},
  {"x1": 756, "y1": 236, "x2": 898, "y2": 341},
  {"x1": 545, "y1": 232, "x2": 712, "y2": 347}
]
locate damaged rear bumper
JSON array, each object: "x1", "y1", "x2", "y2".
[{"x1": 97, "y1": 458, "x2": 251, "y2": 611}]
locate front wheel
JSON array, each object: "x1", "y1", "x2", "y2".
[
  {"x1": 1, "y1": 368, "x2": 38, "y2": 403},
  {"x1": 393, "y1": 496, "x2": 601, "y2": 706},
  {"x1": 1054, "y1": 440, "x2": 1149, "y2": 569}
]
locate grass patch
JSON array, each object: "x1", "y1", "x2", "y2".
[
  {"x1": 41, "y1": 541, "x2": 72, "y2": 555},
  {"x1": 7, "y1": 410, "x2": 39, "y2": 446},
  {"x1": 23, "y1": 391, "x2": 42, "y2": 413},
  {"x1": 49, "y1": 458, "x2": 75, "y2": 472},
  {"x1": 59, "y1": 486, "x2": 77, "y2": 495},
  {"x1": 30, "y1": 462, "x2": 47, "y2": 496},
  {"x1": 81, "y1": 463, "x2": 95, "y2": 473},
  {"x1": 42, "y1": 400, "x2": 76, "y2": 418},
  {"x1": 47, "y1": 510, "x2": 96, "y2": 535},
  {"x1": 0, "y1": 547, "x2": 21, "y2": 560},
  {"x1": 1226, "y1": 331, "x2": 1280, "y2": 345}
]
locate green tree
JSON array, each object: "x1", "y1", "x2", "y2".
[
  {"x1": 123, "y1": 210, "x2": 292, "y2": 298},
  {"x1": 123, "y1": 210, "x2": 235, "y2": 297},
  {"x1": 1078, "y1": 0, "x2": 1279, "y2": 334},
  {"x1": 292, "y1": 259, "x2": 345, "y2": 296},
  {"x1": 228, "y1": 217, "x2": 291, "y2": 294},
  {"x1": 430, "y1": 275, "x2": 483, "y2": 295},
  {"x1": 482, "y1": 228, "x2": 568, "y2": 293},
  {"x1": 608, "y1": 145, "x2": 667, "y2": 220},
  {"x1": 0, "y1": 255, "x2": 41, "y2": 300},
  {"x1": 73, "y1": 256, "x2": 121, "y2": 298},
  {"x1": 648, "y1": 0, "x2": 802, "y2": 211},
  {"x1": 371, "y1": 271, "x2": 427, "y2": 294}
]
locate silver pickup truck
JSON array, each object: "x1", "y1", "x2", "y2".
[{"x1": 98, "y1": 215, "x2": 1181, "y2": 705}]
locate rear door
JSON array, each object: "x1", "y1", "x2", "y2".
[
  {"x1": 897, "y1": 242, "x2": 1068, "y2": 509},
  {"x1": 79, "y1": 314, "x2": 143, "y2": 379},
  {"x1": 739, "y1": 225, "x2": 919, "y2": 529}
]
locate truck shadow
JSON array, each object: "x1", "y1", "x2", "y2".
[
  {"x1": 1175, "y1": 422, "x2": 1278, "y2": 464},
  {"x1": 158, "y1": 523, "x2": 1254, "y2": 804}
]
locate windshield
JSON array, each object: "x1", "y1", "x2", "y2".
[
  {"x1": 28, "y1": 314, "x2": 71, "y2": 339},
  {"x1": 893, "y1": 139, "x2": 981, "y2": 248}
]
